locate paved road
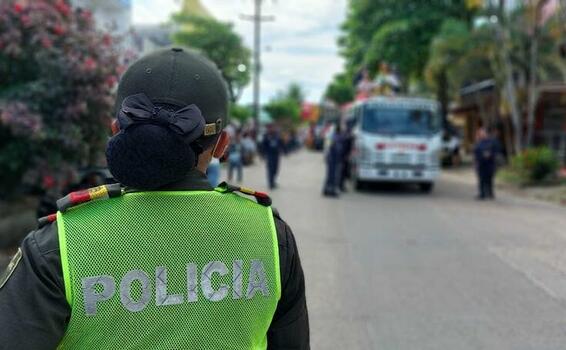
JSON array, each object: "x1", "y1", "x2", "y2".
[{"x1": 233, "y1": 150, "x2": 566, "y2": 350}]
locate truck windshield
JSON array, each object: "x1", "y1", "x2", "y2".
[{"x1": 361, "y1": 106, "x2": 440, "y2": 136}]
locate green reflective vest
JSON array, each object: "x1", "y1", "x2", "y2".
[{"x1": 56, "y1": 190, "x2": 280, "y2": 350}]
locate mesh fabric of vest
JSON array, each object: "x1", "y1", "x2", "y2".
[{"x1": 56, "y1": 191, "x2": 280, "y2": 350}]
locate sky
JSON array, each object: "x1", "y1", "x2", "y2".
[{"x1": 132, "y1": 0, "x2": 347, "y2": 105}]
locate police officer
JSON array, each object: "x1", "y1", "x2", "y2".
[
  {"x1": 0, "y1": 48, "x2": 309, "y2": 350},
  {"x1": 473, "y1": 127, "x2": 501, "y2": 200},
  {"x1": 323, "y1": 123, "x2": 345, "y2": 198},
  {"x1": 261, "y1": 124, "x2": 285, "y2": 190}
]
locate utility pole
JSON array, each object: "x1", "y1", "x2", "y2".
[{"x1": 240, "y1": 0, "x2": 274, "y2": 128}]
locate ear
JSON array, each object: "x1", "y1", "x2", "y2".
[
  {"x1": 111, "y1": 119, "x2": 120, "y2": 135},
  {"x1": 212, "y1": 131, "x2": 230, "y2": 159}
]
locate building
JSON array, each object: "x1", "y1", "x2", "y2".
[
  {"x1": 71, "y1": 0, "x2": 132, "y2": 37},
  {"x1": 451, "y1": 80, "x2": 566, "y2": 165},
  {"x1": 131, "y1": 0, "x2": 213, "y2": 56}
]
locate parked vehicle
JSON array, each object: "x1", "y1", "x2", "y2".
[{"x1": 348, "y1": 96, "x2": 442, "y2": 192}]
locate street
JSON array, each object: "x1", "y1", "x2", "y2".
[{"x1": 236, "y1": 150, "x2": 566, "y2": 349}]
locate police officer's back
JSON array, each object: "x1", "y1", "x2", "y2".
[{"x1": 0, "y1": 48, "x2": 309, "y2": 350}]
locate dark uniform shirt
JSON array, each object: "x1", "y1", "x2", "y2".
[
  {"x1": 0, "y1": 170, "x2": 309, "y2": 350},
  {"x1": 473, "y1": 137, "x2": 501, "y2": 174},
  {"x1": 261, "y1": 133, "x2": 284, "y2": 160}
]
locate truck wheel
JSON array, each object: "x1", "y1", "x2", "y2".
[
  {"x1": 353, "y1": 177, "x2": 366, "y2": 191},
  {"x1": 419, "y1": 182, "x2": 434, "y2": 193}
]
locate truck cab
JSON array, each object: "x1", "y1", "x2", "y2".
[{"x1": 348, "y1": 96, "x2": 442, "y2": 192}]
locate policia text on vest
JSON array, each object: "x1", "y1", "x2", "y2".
[{"x1": 83, "y1": 259, "x2": 270, "y2": 316}]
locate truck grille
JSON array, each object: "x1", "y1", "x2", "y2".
[
  {"x1": 391, "y1": 153, "x2": 411, "y2": 163},
  {"x1": 374, "y1": 163, "x2": 425, "y2": 170}
]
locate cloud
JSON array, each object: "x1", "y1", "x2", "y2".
[
  {"x1": 133, "y1": 0, "x2": 347, "y2": 103},
  {"x1": 132, "y1": 0, "x2": 179, "y2": 24}
]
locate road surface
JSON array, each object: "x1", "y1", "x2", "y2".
[{"x1": 234, "y1": 150, "x2": 566, "y2": 350}]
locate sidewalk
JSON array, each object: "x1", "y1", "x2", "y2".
[{"x1": 442, "y1": 166, "x2": 566, "y2": 206}]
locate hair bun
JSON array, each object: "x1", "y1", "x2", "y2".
[{"x1": 106, "y1": 124, "x2": 196, "y2": 189}]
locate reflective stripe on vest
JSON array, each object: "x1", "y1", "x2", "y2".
[{"x1": 56, "y1": 191, "x2": 280, "y2": 350}]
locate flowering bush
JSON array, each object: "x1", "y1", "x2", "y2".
[
  {"x1": 0, "y1": 0, "x2": 121, "y2": 197},
  {"x1": 510, "y1": 147, "x2": 559, "y2": 184}
]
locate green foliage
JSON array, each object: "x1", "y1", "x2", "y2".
[
  {"x1": 339, "y1": 0, "x2": 473, "y2": 82},
  {"x1": 325, "y1": 73, "x2": 354, "y2": 105},
  {"x1": 263, "y1": 83, "x2": 305, "y2": 124},
  {"x1": 172, "y1": 14, "x2": 251, "y2": 103},
  {"x1": 510, "y1": 147, "x2": 559, "y2": 184},
  {"x1": 229, "y1": 104, "x2": 252, "y2": 122},
  {"x1": 0, "y1": 0, "x2": 120, "y2": 196},
  {"x1": 286, "y1": 82, "x2": 305, "y2": 105},
  {"x1": 264, "y1": 98, "x2": 300, "y2": 124}
]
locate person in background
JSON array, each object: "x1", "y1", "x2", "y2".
[
  {"x1": 228, "y1": 132, "x2": 244, "y2": 183},
  {"x1": 261, "y1": 124, "x2": 284, "y2": 190},
  {"x1": 339, "y1": 124, "x2": 354, "y2": 192},
  {"x1": 241, "y1": 131, "x2": 257, "y2": 165},
  {"x1": 323, "y1": 122, "x2": 345, "y2": 198},
  {"x1": 355, "y1": 68, "x2": 374, "y2": 101},
  {"x1": 206, "y1": 157, "x2": 221, "y2": 187},
  {"x1": 373, "y1": 62, "x2": 401, "y2": 96},
  {"x1": 473, "y1": 127, "x2": 501, "y2": 200}
]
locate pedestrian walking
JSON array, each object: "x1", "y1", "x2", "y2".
[
  {"x1": 261, "y1": 124, "x2": 284, "y2": 190},
  {"x1": 473, "y1": 127, "x2": 501, "y2": 200},
  {"x1": 0, "y1": 47, "x2": 309, "y2": 350},
  {"x1": 323, "y1": 123, "x2": 345, "y2": 197},
  {"x1": 228, "y1": 132, "x2": 244, "y2": 183}
]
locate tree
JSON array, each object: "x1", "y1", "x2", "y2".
[
  {"x1": 229, "y1": 104, "x2": 252, "y2": 122},
  {"x1": 338, "y1": 0, "x2": 474, "y2": 84},
  {"x1": 425, "y1": 20, "x2": 493, "y2": 124},
  {"x1": 491, "y1": 1, "x2": 564, "y2": 152},
  {"x1": 425, "y1": 3, "x2": 565, "y2": 153},
  {"x1": 263, "y1": 83, "x2": 305, "y2": 124},
  {"x1": 325, "y1": 73, "x2": 354, "y2": 105},
  {"x1": 263, "y1": 98, "x2": 300, "y2": 124},
  {"x1": 172, "y1": 14, "x2": 251, "y2": 103},
  {"x1": 0, "y1": 0, "x2": 120, "y2": 197},
  {"x1": 286, "y1": 82, "x2": 305, "y2": 105}
]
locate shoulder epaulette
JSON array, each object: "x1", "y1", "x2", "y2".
[
  {"x1": 215, "y1": 182, "x2": 272, "y2": 206},
  {"x1": 57, "y1": 183, "x2": 123, "y2": 213},
  {"x1": 37, "y1": 213, "x2": 58, "y2": 228}
]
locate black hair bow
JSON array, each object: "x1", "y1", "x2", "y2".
[{"x1": 117, "y1": 93, "x2": 205, "y2": 143}]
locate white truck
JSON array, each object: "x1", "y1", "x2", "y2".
[{"x1": 347, "y1": 96, "x2": 442, "y2": 193}]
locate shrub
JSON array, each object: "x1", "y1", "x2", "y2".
[
  {"x1": 510, "y1": 146, "x2": 559, "y2": 184},
  {"x1": 0, "y1": 0, "x2": 121, "y2": 197}
]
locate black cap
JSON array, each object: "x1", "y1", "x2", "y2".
[
  {"x1": 115, "y1": 47, "x2": 229, "y2": 129},
  {"x1": 106, "y1": 47, "x2": 229, "y2": 190}
]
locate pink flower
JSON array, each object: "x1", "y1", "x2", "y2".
[
  {"x1": 13, "y1": 3, "x2": 24, "y2": 14},
  {"x1": 41, "y1": 37, "x2": 53, "y2": 49},
  {"x1": 83, "y1": 57, "x2": 97, "y2": 71},
  {"x1": 80, "y1": 9, "x2": 92, "y2": 21},
  {"x1": 105, "y1": 75, "x2": 117, "y2": 88},
  {"x1": 53, "y1": 24, "x2": 66, "y2": 36},
  {"x1": 0, "y1": 102, "x2": 43, "y2": 138},
  {"x1": 20, "y1": 14, "x2": 31, "y2": 27},
  {"x1": 55, "y1": 0, "x2": 71, "y2": 17},
  {"x1": 102, "y1": 34, "x2": 112, "y2": 46}
]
